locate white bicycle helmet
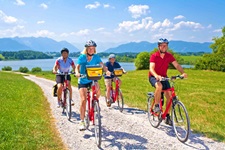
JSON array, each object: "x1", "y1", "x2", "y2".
[{"x1": 85, "y1": 40, "x2": 97, "y2": 47}]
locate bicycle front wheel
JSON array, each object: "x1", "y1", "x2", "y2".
[
  {"x1": 147, "y1": 96, "x2": 161, "y2": 128},
  {"x1": 65, "y1": 89, "x2": 72, "y2": 120},
  {"x1": 117, "y1": 89, "x2": 124, "y2": 112},
  {"x1": 172, "y1": 100, "x2": 190, "y2": 143},
  {"x1": 94, "y1": 100, "x2": 102, "y2": 147}
]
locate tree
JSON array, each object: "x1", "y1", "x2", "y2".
[
  {"x1": 195, "y1": 26, "x2": 225, "y2": 72},
  {"x1": 31, "y1": 67, "x2": 42, "y2": 72},
  {"x1": 2, "y1": 66, "x2": 12, "y2": 71},
  {"x1": 135, "y1": 52, "x2": 150, "y2": 70},
  {"x1": 19, "y1": 67, "x2": 29, "y2": 73}
]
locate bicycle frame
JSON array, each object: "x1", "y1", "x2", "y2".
[
  {"x1": 87, "y1": 80, "x2": 99, "y2": 124},
  {"x1": 110, "y1": 77, "x2": 120, "y2": 103}
]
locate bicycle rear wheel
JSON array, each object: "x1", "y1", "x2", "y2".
[
  {"x1": 117, "y1": 89, "x2": 124, "y2": 112},
  {"x1": 172, "y1": 100, "x2": 190, "y2": 143},
  {"x1": 94, "y1": 100, "x2": 102, "y2": 147},
  {"x1": 147, "y1": 96, "x2": 161, "y2": 128},
  {"x1": 65, "y1": 89, "x2": 72, "y2": 120}
]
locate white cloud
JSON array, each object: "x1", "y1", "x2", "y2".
[
  {"x1": 85, "y1": 2, "x2": 100, "y2": 9},
  {"x1": 35, "y1": 30, "x2": 54, "y2": 37},
  {"x1": 174, "y1": 15, "x2": 185, "y2": 20},
  {"x1": 95, "y1": 27, "x2": 105, "y2": 31},
  {"x1": 14, "y1": 0, "x2": 25, "y2": 6},
  {"x1": 40, "y1": 3, "x2": 48, "y2": 9},
  {"x1": 37, "y1": 20, "x2": 45, "y2": 24},
  {"x1": 152, "y1": 22, "x2": 161, "y2": 30},
  {"x1": 76, "y1": 29, "x2": 90, "y2": 36},
  {"x1": 213, "y1": 29, "x2": 221, "y2": 33},
  {"x1": 103, "y1": 4, "x2": 110, "y2": 8},
  {"x1": 207, "y1": 24, "x2": 212, "y2": 28},
  {"x1": 172, "y1": 21, "x2": 204, "y2": 31},
  {"x1": 117, "y1": 17, "x2": 153, "y2": 32},
  {"x1": 0, "y1": 10, "x2": 18, "y2": 23},
  {"x1": 0, "y1": 25, "x2": 24, "y2": 37},
  {"x1": 128, "y1": 4, "x2": 149, "y2": 19},
  {"x1": 162, "y1": 19, "x2": 172, "y2": 27}
]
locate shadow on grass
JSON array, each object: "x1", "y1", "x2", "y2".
[{"x1": 83, "y1": 126, "x2": 148, "y2": 149}]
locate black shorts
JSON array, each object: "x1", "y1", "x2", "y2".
[
  {"x1": 149, "y1": 76, "x2": 171, "y2": 90},
  {"x1": 78, "y1": 81, "x2": 98, "y2": 89},
  {"x1": 56, "y1": 75, "x2": 71, "y2": 84}
]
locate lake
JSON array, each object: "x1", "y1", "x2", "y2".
[{"x1": 0, "y1": 58, "x2": 194, "y2": 71}]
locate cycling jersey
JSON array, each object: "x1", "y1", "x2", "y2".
[
  {"x1": 149, "y1": 51, "x2": 175, "y2": 77},
  {"x1": 77, "y1": 54, "x2": 102, "y2": 84},
  {"x1": 55, "y1": 56, "x2": 74, "y2": 73}
]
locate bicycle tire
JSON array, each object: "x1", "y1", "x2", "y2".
[
  {"x1": 117, "y1": 89, "x2": 124, "y2": 112},
  {"x1": 172, "y1": 100, "x2": 190, "y2": 143},
  {"x1": 84, "y1": 107, "x2": 90, "y2": 129},
  {"x1": 65, "y1": 89, "x2": 72, "y2": 120},
  {"x1": 93, "y1": 100, "x2": 102, "y2": 147},
  {"x1": 147, "y1": 96, "x2": 161, "y2": 128}
]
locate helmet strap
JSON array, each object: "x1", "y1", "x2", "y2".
[{"x1": 87, "y1": 53, "x2": 94, "y2": 56}]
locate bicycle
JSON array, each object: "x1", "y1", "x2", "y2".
[
  {"x1": 79, "y1": 65, "x2": 103, "y2": 147},
  {"x1": 147, "y1": 75, "x2": 190, "y2": 143},
  {"x1": 55, "y1": 72, "x2": 74, "y2": 120},
  {"x1": 104, "y1": 68, "x2": 125, "y2": 112}
]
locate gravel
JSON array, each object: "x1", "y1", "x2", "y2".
[{"x1": 24, "y1": 75, "x2": 225, "y2": 150}]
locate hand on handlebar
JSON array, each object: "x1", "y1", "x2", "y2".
[
  {"x1": 75, "y1": 73, "x2": 81, "y2": 78},
  {"x1": 156, "y1": 75, "x2": 162, "y2": 81},
  {"x1": 105, "y1": 70, "x2": 111, "y2": 76},
  {"x1": 181, "y1": 73, "x2": 188, "y2": 78}
]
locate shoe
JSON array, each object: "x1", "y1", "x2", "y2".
[
  {"x1": 71, "y1": 99, "x2": 74, "y2": 106},
  {"x1": 165, "y1": 115, "x2": 172, "y2": 126},
  {"x1": 79, "y1": 120, "x2": 86, "y2": 131},
  {"x1": 57, "y1": 100, "x2": 61, "y2": 108},
  {"x1": 153, "y1": 104, "x2": 161, "y2": 113},
  {"x1": 106, "y1": 99, "x2": 111, "y2": 107}
]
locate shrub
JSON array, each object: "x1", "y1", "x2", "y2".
[
  {"x1": 19, "y1": 67, "x2": 29, "y2": 73},
  {"x1": 31, "y1": 67, "x2": 42, "y2": 73},
  {"x1": 2, "y1": 66, "x2": 12, "y2": 71},
  {"x1": 134, "y1": 52, "x2": 150, "y2": 70}
]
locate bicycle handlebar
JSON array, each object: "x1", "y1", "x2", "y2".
[
  {"x1": 55, "y1": 71, "x2": 75, "y2": 75},
  {"x1": 161, "y1": 75, "x2": 184, "y2": 81}
]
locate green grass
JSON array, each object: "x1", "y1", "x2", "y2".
[
  {"x1": 180, "y1": 55, "x2": 202, "y2": 64},
  {"x1": 30, "y1": 69, "x2": 225, "y2": 142},
  {"x1": 0, "y1": 71, "x2": 65, "y2": 150}
]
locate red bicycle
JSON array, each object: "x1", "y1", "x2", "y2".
[
  {"x1": 55, "y1": 72, "x2": 74, "y2": 120},
  {"x1": 104, "y1": 68, "x2": 125, "y2": 112},
  {"x1": 79, "y1": 65, "x2": 103, "y2": 147},
  {"x1": 147, "y1": 75, "x2": 190, "y2": 143}
]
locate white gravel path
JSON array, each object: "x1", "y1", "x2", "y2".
[{"x1": 24, "y1": 75, "x2": 225, "y2": 150}]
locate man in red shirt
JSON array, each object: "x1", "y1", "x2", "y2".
[{"x1": 149, "y1": 38, "x2": 187, "y2": 125}]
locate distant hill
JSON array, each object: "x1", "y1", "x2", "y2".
[
  {"x1": 0, "y1": 37, "x2": 80, "y2": 52},
  {"x1": 104, "y1": 41, "x2": 212, "y2": 53}
]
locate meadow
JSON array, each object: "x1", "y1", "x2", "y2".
[
  {"x1": 31, "y1": 69, "x2": 225, "y2": 142},
  {"x1": 0, "y1": 72, "x2": 65, "y2": 149}
]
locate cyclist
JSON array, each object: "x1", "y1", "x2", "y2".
[
  {"x1": 75, "y1": 40, "x2": 108, "y2": 131},
  {"x1": 149, "y1": 38, "x2": 187, "y2": 125},
  {"x1": 104, "y1": 54, "x2": 126, "y2": 107},
  {"x1": 52, "y1": 48, "x2": 75, "y2": 108}
]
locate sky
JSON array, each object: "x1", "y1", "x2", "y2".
[{"x1": 0, "y1": 0, "x2": 225, "y2": 45}]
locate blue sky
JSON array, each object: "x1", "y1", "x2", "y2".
[{"x1": 0, "y1": 0, "x2": 225, "y2": 45}]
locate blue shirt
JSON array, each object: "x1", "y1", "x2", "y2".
[
  {"x1": 104, "y1": 61, "x2": 121, "y2": 79},
  {"x1": 55, "y1": 57, "x2": 74, "y2": 73},
  {"x1": 77, "y1": 54, "x2": 102, "y2": 84}
]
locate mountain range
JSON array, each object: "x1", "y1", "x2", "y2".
[
  {"x1": 0, "y1": 37, "x2": 80, "y2": 52},
  {"x1": 104, "y1": 41, "x2": 212, "y2": 53},
  {"x1": 0, "y1": 37, "x2": 212, "y2": 53}
]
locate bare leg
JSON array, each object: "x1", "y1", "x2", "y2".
[
  {"x1": 79, "y1": 88, "x2": 87, "y2": 120},
  {"x1": 154, "y1": 82, "x2": 163, "y2": 105}
]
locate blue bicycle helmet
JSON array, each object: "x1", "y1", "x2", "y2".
[
  {"x1": 158, "y1": 38, "x2": 169, "y2": 45},
  {"x1": 85, "y1": 40, "x2": 97, "y2": 47}
]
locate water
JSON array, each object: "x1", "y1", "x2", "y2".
[
  {"x1": 0, "y1": 58, "x2": 136, "y2": 71},
  {"x1": 0, "y1": 58, "x2": 193, "y2": 71}
]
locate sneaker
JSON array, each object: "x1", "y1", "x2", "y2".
[
  {"x1": 79, "y1": 120, "x2": 86, "y2": 131},
  {"x1": 165, "y1": 115, "x2": 172, "y2": 126},
  {"x1": 153, "y1": 104, "x2": 161, "y2": 113},
  {"x1": 57, "y1": 100, "x2": 61, "y2": 108},
  {"x1": 71, "y1": 99, "x2": 74, "y2": 106},
  {"x1": 106, "y1": 99, "x2": 111, "y2": 107}
]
